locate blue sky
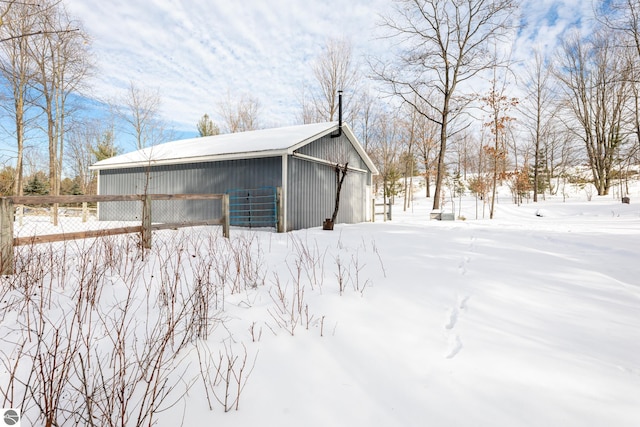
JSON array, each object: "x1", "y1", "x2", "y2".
[{"x1": 61, "y1": 0, "x2": 594, "y2": 145}]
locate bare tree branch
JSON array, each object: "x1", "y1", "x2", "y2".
[{"x1": 372, "y1": 0, "x2": 517, "y2": 210}]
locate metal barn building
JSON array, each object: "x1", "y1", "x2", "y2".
[{"x1": 90, "y1": 121, "x2": 378, "y2": 232}]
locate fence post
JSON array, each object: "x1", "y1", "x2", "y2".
[
  {"x1": 82, "y1": 202, "x2": 88, "y2": 222},
  {"x1": 222, "y1": 194, "x2": 230, "y2": 238},
  {"x1": 52, "y1": 202, "x2": 59, "y2": 227},
  {"x1": 141, "y1": 195, "x2": 152, "y2": 249},
  {"x1": 372, "y1": 199, "x2": 376, "y2": 223},
  {"x1": 276, "y1": 187, "x2": 284, "y2": 233},
  {"x1": 1, "y1": 198, "x2": 14, "y2": 275}
]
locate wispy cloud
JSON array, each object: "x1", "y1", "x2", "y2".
[
  {"x1": 516, "y1": 0, "x2": 596, "y2": 51},
  {"x1": 65, "y1": 0, "x2": 594, "y2": 137},
  {"x1": 66, "y1": 0, "x2": 393, "y2": 134}
]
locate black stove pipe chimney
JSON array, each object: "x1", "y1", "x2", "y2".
[{"x1": 332, "y1": 90, "x2": 343, "y2": 138}]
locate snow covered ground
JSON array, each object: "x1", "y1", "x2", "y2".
[
  {"x1": 2, "y1": 188, "x2": 639, "y2": 427},
  {"x1": 189, "y1": 194, "x2": 639, "y2": 427}
]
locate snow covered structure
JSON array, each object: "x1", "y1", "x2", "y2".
[{"x1": 90, "y1": 121, "x2": 378, "y2": 231}]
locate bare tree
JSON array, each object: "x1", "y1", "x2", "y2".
[
  {"x1": 627, "y1": 58, "x2": 640, "y2": 170},
  {"x1": 467, "y1": 134, "x2": 492, "y2": 218},
  {"x1": 400, "y1": 101, "x2": 419, "y2": 211},
  {"x1": 599, "y1": 0, "x2": 640, "y2": 164},
  {"x1": 598, "y1": 0, "x2": 640, "y2": 58},
  {"x1": 66, "y1": 122, "x2": 96, "y2": 195},
  {"x1": 217, "y1": 91, "x2": 261, "y2": 133},
  {"x1": 300, "y1": 37, "x2": 360, "y2": 124},
  {"x1": 29, "y1": 0, "x2": 90, "y2": 225},
  {"x1": 411, "y1": 96, "x2": 439, "y2": 198},
  {"x1": 0, "y1": 0, "x2": 40, "y2": 196},
  {"x1": 0, "y1": 1, "x2": 12, "y2": 25},
  {"x1": 480, "y1": 71, "x2": 518, "y2": 219},
  {"x1": 353, "y1": 88, "x2": 379, "y2": 151},
  {"x1": 120, "y1": 81, "x2": 167, "y2": 149},
  {"x1": 324, "y1": 162, "x2": 349, "y2": 229},
  {"x1": 373, "y1": 0, "x2": 517, "y2": 211},
  {"x1": 297, "y1": 83, "x2": 316, "y2": 125},
  {"x1": 519, "y1": 50, "x2": 559, "y2": 202},
  {"x1": 555, "y1": 29, "x2": 632, "y2": 196},
  {"x1": 369, "y1": 111, "x2": 402, "y2": 213},
  {"x1": 66, "y1": 118, "x2": 118, "y2": 194}
]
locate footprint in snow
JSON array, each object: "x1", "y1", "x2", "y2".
[
  {"x1": 459, "y1": 295, "x2": 470, "y2": 310},
  {"x1": 444, "y1": 307, "x2": 458, "y2": 330},
  {"x1": 445, "y1": 334, "x2": 463, "y2": 359},
  {"x1": 458, "y1": 261, "x2": 467, "y2": 275}
]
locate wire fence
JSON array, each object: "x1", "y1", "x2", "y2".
[{"x1": 1, "y1": 194, "x2": 229, "y2": 274}]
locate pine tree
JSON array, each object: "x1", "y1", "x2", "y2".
[
  {"x1": 91, "y1": 130, "x2": 120, "y2": 162},
  {"x1": 452, "y1": 170, "x2": 465, "y2": 197},
  {"x1": 24, "y1": 172, "x2": 49, "y2": 195},
  {"x1": 197, "y1": 114, "x2": 220, "y2": 137}
]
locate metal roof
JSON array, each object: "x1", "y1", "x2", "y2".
[{"x1": 90, "y1": 121, "x2": 378, "y2": 174}]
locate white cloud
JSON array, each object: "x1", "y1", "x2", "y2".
[
  {"x1": 64, "y1": 0, "x2": 594, "y2": 137},
  {"x1": 65, "y1": 0, "x2": 393, "y2": 135}
]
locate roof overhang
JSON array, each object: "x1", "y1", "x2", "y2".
[
  {"x1": 89, "y1": 148, "x2": 288, "y2": 171},
  {"x1": 89, "y1": 122, "x2": 379, "y2": 175}
]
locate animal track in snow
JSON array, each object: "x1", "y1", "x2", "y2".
[
  {"x1": 444, "y1": 307, "x2": 458, "y2": 330},
  {"x1": 458, "y1": 255, "x2": 471, "y2": 275},
  {"x1": 445, "y1": 334, "x2": 463, "y2": 359},
  {"x1": 458, "y1": 261, "x2": 467, "y2": 275},
  {"x1": 443, "y1": 295, "x2": 470, "y2": 359},
  {"x1": 459, "y1": 295, "x2": 470, "y2": 310}
]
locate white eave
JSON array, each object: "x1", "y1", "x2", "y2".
[{"x1": 89, "y1": 147, "x2": 291, "y2": 170}]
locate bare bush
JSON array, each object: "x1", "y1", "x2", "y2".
[
  {"x1": 0, "y1": 230, "x2": 256, "y2": 425},
  {"x1": 226, "y1": 233, "x2": 266, "y2": 294},
  {"x1": 196, "y1": 341, "x2": 258, "y2": 412},
  {"x1": 29, "y1": 301, "x2": 82, "y2": 427},
  {"x1": 248, "y1": 321, "x2": 262, "y2": 342},
  {"x1": 267, "y1": 272, "x2": 305, "y2": 336},
  {"x1": 334, "y1": 255, "x2": 349, "y2": 296},
  {"x1": 288, "y1": 235, "x2": 327, "y2": 291},
  {"x1": 348, "y1": 249, "x2": 370, "y2": 296},
  {"x1": 0, "y1": 225, "x2": 385, "y2": 424}
]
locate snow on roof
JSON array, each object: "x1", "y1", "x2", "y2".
[{"x1": 91, "y1": 121, "x2": 340, "y2": 170}]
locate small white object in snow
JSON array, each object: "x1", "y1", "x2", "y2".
[{"x1": 535, "y1": 209, "x2": 546, "y2": 217}]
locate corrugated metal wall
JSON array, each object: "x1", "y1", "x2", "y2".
[
  {"x1": 286, "y1": 155, "x2": 367, "y2": 231},
  {"x1": 97, "y1": 131, "x2": 373, "y2": 231},
  {"x1": 296, "y1": 132, "x2": 368, "y2": 170},
  {"x1": 287, "y1": 131, "x2": 371, "y2": 230},
  {"x1": 98, "y1": 157, "x2": 282, "y2": 222}
]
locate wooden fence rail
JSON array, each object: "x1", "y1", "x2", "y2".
[
  {"x1": 371, "y1": 200, "x2": 392, "y2": 222},
  {"x1": 0, "y1": 193, "x2": 230, "y2": 275}
]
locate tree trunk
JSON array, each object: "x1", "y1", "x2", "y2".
[
  {"x1": 330, "y1": 163, "x2": 348, "y2": 223},
  {"x1": 14, "y1": 102, "x2": 24, "y2": 196},
  {"x1": 432, "y1": 114, "x2": 448, "y2": 210}
]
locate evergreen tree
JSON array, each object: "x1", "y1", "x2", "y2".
[
  {"x1": 197, "y1": 113, "x2": 220, "y2": 137},
  {"x1": 452, "y1": 170, "x2": 465, "y2": 197},
  {"x1": 91, "y1": 130, "x2": 120, "y2": 162},
  {"x1": 60, "y1": 177, "x2": 83, "y2": 195},
  {"x1": 24, "y1": 172, "x2": 49, "y2": 195}
]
